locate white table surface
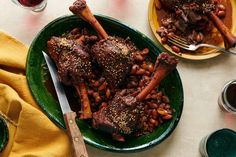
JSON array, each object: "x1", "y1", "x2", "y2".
[{"x1": 1, "y1": 0, "x2": 236, "y2": 157}]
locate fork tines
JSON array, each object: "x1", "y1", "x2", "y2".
[{"x1": 168, "y1": 35, "x2": 190, "y2": 49}]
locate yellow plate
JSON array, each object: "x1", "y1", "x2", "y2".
[{"x1": 148, "y1": 0, "x2": 236, "y2": 60}]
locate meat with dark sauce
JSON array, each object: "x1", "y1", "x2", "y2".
[
  {"x1": 91, "y1": 36, "x2": 137, "y2": 87},
  {"x1": 92, "y1": 89, "x2": 143, "y2": 137},
  {"x1": 157, "y1": 0, "x2": 236, "y2": 52},
  {"x1": 158, "y1": 0, "x2": 216, "y2": 36},
  {"x1": 70, "y1": 0, "x2": 138, "y2": 87},
  {"x1": 160, "y1": 0, "x2": 214, "y2": 10},
  {"x1": 45, "y1": 0, "x2": 180, "y2": 140},
  {"x1": 92, "y1": 53, "x2": 178, "y2": 141},
  {"x1": 47, "y1": 36, "x2": 93, "y2": 85}
]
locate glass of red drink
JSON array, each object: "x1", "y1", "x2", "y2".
[
  {"x1": 11, "y1": 0, "x2": 47, "y2": 12},
  {"x1": 218, "y1": 80, "x2": 236, "y2": 114}
]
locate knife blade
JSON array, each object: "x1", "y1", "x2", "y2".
[
  {"x1": 42, "y1": 51, "x2": 88, "y2": 157},
  {"x1": 42, "y1": 51, "x2": 72, "y2": 114}
]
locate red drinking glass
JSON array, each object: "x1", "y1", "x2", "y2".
[
  {"x1": 12, "y1": 0, "x2": 47, "y2": 12},
  {"x1": 218, "y1": 79, "x2": 236, "y2": 114}
]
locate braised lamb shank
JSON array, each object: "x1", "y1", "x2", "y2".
[
  {"x1": 69, "y1": 0, "x2": 135, "y2": 87},
  {"x1": 91, "y1": 37, "x2": 137, "y2": 86},
  {"x1": 47, "y1": 37, "x2": 92, "y2": 85},
  {"x1": 92, "y1": 53, "x2": 178, "y2": 141},
  {"x1": 159, "y1": 0, "x2": 236, "y2": 49},
  {"x1": 47, "y1": 36, "x2": 93, "y2": 119}
]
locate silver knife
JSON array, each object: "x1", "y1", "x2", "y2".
[{"x1": 42, "y1": 51, "x2": 88, "y2": 157}]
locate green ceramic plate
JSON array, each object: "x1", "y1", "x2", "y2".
[
  {"x1": 0, "y1": 116, "x2": 8, "y2": 152},
  {"x1": 26, "y1": 15, "x2": 184, "y2": 152}
]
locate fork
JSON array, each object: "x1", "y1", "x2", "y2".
[{"x1": 168, "y1": 35, "x2": 236, "y2": 55}]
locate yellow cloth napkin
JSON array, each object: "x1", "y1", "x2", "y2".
[{"x1": 0, "y1": 32, "x2": 72, "y2": 157}]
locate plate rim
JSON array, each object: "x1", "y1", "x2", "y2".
[{"x1": 26, "y1": 14, "x2": 184, "y2": 152}]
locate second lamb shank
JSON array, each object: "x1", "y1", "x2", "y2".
[
  {"x1": 69, "y1": 0, "x2": 137, "y2": 87},
  {"x1": 91, "y1": 36, "x2": 137, "y2": 86},
  {"x1": 47, "y1": 36, "x2": 93, "y2": 119},
  {"x1": 47, "y1": 36, "x2": 93, "y2": 85},
  {"x1": 92, "y1": 53, "x2": 178, "y2": 141}
]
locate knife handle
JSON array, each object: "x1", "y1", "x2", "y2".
[{"x1": 64, "y1": 112, "x2": 89, "y2": 157}]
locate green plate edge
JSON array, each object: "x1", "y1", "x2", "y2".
[
  {"x1": 26, "y1": 14, "x2": 184, "y2": 152},
  {"x1": 0, "y1": 116, "x2": 9, "y2": 152}
]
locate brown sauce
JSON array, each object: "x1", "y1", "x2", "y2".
[{"x1": 155, "y1": 0, "x2": 232, "y2": 47}]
